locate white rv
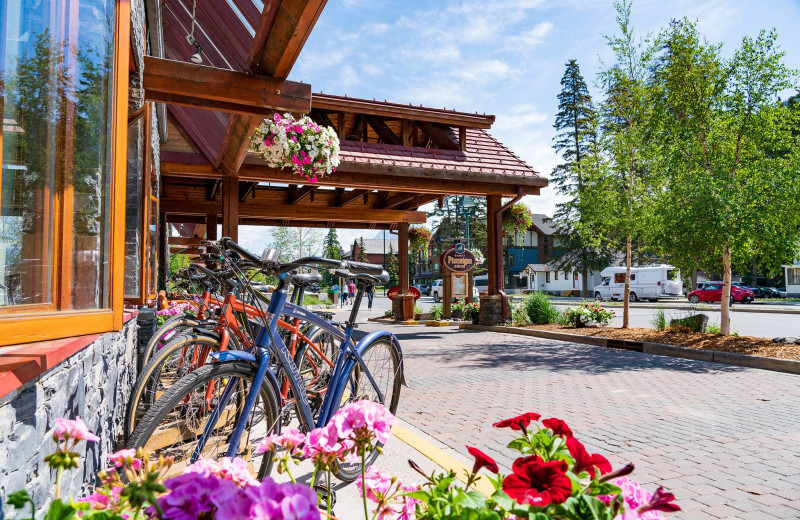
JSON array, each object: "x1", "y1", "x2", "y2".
[{"x1": 593, "y1": 265, "x2": 683, "y2": 302}]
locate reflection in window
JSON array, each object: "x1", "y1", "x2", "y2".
[
  {"x1": 2, "y1": 0, "x2": 116, "y2": 309},
  {"x1": 124, "y1": 120, "x2": 143, "y2": 299}
]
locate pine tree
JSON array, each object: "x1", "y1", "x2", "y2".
[
  {"x1": 358, "y1": 236, "x2": 369, "y2": 262},
  {"x1": 322, "y1": 228, "x2": 343, "y2": 287},
  {"x1": 385, "y1": 243, "x2": 399, "y2": 288},
  {"x1": 551, "y1": 59, "x2": 611, "y2": 297}
]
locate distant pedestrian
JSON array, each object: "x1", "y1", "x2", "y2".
[
  {"x1": 367, "y1": 286, "x2": 374, "y2": 310},
  {"x1": 340, "y1": 285, "x2": 348, "y2": 307},
  {"x1": 348, "y1": 280, "x2": 357, "y2": 305}
]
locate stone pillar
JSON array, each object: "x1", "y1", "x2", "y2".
[{"x1": 222, "y1": 177, "x2": 238, "y2": 241}]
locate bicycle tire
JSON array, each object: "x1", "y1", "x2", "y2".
[
  {"x1": 125, "y1": 333, "x2": 223, "y2": 439},
  {"x1": 331, "y1": 337, "x2": 402, "y2": 482},
  {"x1": 142, "y1": 315, "x2": 201, "y2": 365},
  {"x1": 127, "y1": 360, "x2": 281, "y2": 480}
]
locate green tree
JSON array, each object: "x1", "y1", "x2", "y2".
[
  {"x1": 358, "y1": 236, "x2": 369, "y2": 262},
  {"x1": 649, "y1": 20, "x2": 800, "y2": 334},
  {"x1": 269, "y1": 227, "x2": 323, "y2": 262},
  {"x1": 597, "y1": 0, "x2": 657, "y2": 328},
  {"x1": 321, "y1": 228, "x2": 343, "y2": 287},
  {"x1": 385, "y1": 243, "x2": 399, "y2": 288},
  {"x1": 551, "y1": 59, "x2": 612, "y2": 297},
  {"x1": 427, "y1": 196, "x2": 487, "y2": 253}
]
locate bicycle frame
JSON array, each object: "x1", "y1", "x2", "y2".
[{"x1": 193, "y1": 275, "x2": 395, "y2": 461}]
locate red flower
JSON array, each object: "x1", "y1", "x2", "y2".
[
  {"x1": 542, "y1": 418, "x2": 573, "y2": 438},
  {"x1": 502, "y1": 456, "x2": 572, "y2": 506},
  {"x1": 492, "y1": 412, "x2": 541, "y2": 431},
  {"x1": 466, "y1": 445, "x2": 499, "y2": 474},
  {"x1": 566, "y1": 437, "x2": 611, "y2": 478}
]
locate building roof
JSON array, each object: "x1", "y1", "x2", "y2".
[
  {"x1": 530, "y1": 214, "x2": 557, "y2": 235},
  {"x1": 352, "y1": 238, "x2": 398, "y2": 256},
  {"x1": 339, "y1": 127, "x2": 542, "y2": 181}
]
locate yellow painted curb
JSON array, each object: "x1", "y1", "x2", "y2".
[
  {"x1": 424, "y1": 320, "x2": 451, "y2": 327},
  {"x1": 392, "y1": 424, "x2": 495, "y2": 497},
  {"x1": 400, "y1": 320, "x2": 420, "y2": 325}
]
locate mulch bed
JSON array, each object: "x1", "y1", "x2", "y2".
[{"x1": 518, "y1": 324, "x2": 800, "y2": 361}]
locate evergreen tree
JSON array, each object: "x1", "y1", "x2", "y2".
[
  {"x1": 322, "y1": 228, "x2": 343, "y2": 287},
  {"x1": 385, "y1": 243, "x2": 399, "y2": 288},
  {"x1": 427, "y1": 196, "x2": 487, "y2": 253},
  {"x1": 551, "y1": 59, "x2": 611, "y2": 297},
  {"x1": 358, "y1": 236, "x2": 369, "y2": 262}
]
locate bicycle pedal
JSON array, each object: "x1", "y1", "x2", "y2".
[{"x1": 314, "y1": 484, "x2": 336, "y2": 511}]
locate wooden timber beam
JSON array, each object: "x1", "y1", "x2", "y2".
[
  {"x1": 381, "y1": 193, "x2": 418, "y2": 209},
  {"x1": 239, "y1": 181, "x2": 257, "y2": 202},
  {"x1": 168, "y1": 237, "x2": 204, "y2": 246},
  {"x1": 364, "y1": 115, "x2": 401, "y2": 145},
  {"x1": 160, "y1": 198, "x2": 426, "y2": 224},
  {"x1": 334, "y1": 189, "x2": 370, "y2": 207},
  {"x1": 217, "y1": 0, "x2": 326, "y2": 177},
  {"x1": 142, "y1": 57, "x2": 312, "y2": 116},
  {"x1": 237, "y1": 218, "x2": 394, "y2": 230},
  {"x1": 309, "y1": 109, "x2": 335, "y2": 128},
  {"x1": 398, "y1": 193, "x2": 444, "y2": 210},
  {"x1": 288, "y1": 185, "x2": 316, "y2": 204},
  {"x1": 418, "y1": 123, "x2": 459, "y2": 151},
  {"x1": 160, "y1": 154, "x2": 545, "y2": 196}
]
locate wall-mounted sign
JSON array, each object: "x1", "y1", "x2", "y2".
[
  {"x1": 441, "y1": 247, "x2": 476, "y2": 273},
  {"x1": 386, "y1": 285, "x2": 421, "y2": 301}
]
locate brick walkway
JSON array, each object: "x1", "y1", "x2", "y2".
[{"x1": 367, "y1": 324, "x2": 800, "y2": 520}]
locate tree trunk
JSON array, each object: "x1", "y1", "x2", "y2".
[
  {"x1": 623, "y1": 234, "x2": 631, "y2": 329},
  {"x1": 721, "y1": 245, "x2": 732, "y2": 335},
  {"x1": 581, "y1": 266, "x2": 589, "y2": 298},
  {"x1": 690, "y1": 270, "x2": 698, "y2": 291}
]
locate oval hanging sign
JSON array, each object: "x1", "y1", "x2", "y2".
[
  {"x1": 441, "y1": 247, "x2": 476, "y2": 273},
  {"x1": 386, "y1": 285, "x2": 421, "y2": 301}
]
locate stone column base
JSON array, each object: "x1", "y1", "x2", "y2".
[
  {"x1": 392, "y1": 294, "x2": 416, "y2": 321},
  {"x1": 479, "y1": 295, "x2": 503, "y2": 326}
]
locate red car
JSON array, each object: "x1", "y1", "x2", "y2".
[{"x1": 687, "y1": 284, "x2": 754, "y2": 304}]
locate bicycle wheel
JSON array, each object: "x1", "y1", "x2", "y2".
[
  {"x1": 332, "y1": 337, "x2": 402, "y2": 482},
  {"x1": 127, "y1": 361, "x2": 281, "y2": 480},
  {"x1": 142, "y1": 315, "x2": 201, "y2": 365},
  {"x1": 125, "y1": 333, "x2": 222, "y2": 439},
  {"x1": 296, "y1": 327, "x2": 341, "y2": 393}
]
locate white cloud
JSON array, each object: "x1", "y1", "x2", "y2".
[
  {"x1": 454, "y1": 59, "x2": 513, "y2": 83},
  {"x1": 516, "y1": 21, "x2": 555, "y2": 46}
]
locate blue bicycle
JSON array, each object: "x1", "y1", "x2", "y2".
[{"x1": 127, "y1": 238, "x2": 404, "y2": 482}]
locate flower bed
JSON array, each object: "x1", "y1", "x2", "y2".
[{"x1": 8, "y1": 407, "x2": 681, "y2": 520}]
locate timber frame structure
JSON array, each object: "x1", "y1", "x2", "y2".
[{"x1": 147, "y1": 0, "x2": 547, "y2": 322}]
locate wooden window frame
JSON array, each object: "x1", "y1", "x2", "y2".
[{"x1": 0, "y1": 0, "x2": 130, "y2": 347}]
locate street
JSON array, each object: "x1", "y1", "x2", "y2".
[{"x1": 347, "y1": 294, "x2": 800, "y2": 339}]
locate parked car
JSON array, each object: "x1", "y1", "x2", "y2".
[
  {"x1": 412, "y1": 283, "x2": 430, "y2": 296},
  {"x1": 308, "y1": 283, "x2": 321, "y2": 293},
  {"x1": 757, "y1": 287, "x2": 786, "y2": 299},
  {"x1": 687, "y1": 284, "x2": 754, "y2": 304},
  {"x1": 431, "y1": 279, "x2": 480, "y2": 302}
]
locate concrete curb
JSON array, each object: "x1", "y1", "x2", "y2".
[
  {"x1": 552, "y1": 302, "x2": 800, "y2": 315},
  {"x1": 460, "y1": 324, "x2": 800, "y2": 375}
]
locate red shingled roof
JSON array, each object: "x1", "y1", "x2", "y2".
[{"x1": 339, "y1": 128, "x2": 543, "y2": 181}]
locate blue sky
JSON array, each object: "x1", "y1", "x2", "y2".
[{"x1": 238, "y1": 0, "x2": 800, "y2": 254}]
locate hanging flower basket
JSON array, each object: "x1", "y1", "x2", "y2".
[
  {"x1": 502, "y1": 202, "x2": 534, "y2": 238},
  {"x1": 249, "y1": 113, "x2": 340, "y2": 183},
  {"x1": 408, "y1": 226, "x2": 432, "y2": 258}
]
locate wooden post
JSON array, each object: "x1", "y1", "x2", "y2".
[
  {"x1": 443, "y1": 266, "x2": 451, "y2": 319},
  {"x1": 222, "y1": 177, "x2": 239, "y2": 241},
  {"x1": 486, "y1": 195, "x2": 501, "y2": 295},
  {"x1": 158, "y1": 212, "x2": 168, "y2": 291},
  {"x1": 206, "y1": 214, "x2": 218, "y2": 240},
  {"x1": 399, "y1": 223, "x2": 409, "y2": 293},
  {"x1": 459, "y1": 127, "x2": 467, "y2": 151}
]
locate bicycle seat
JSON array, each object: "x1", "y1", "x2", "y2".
[
  {"x1": 292, "y1": 272, "x2": 322, "y2": 287},
  {"x1": 334, "y1": 269, "x2": 389, "y2": 285}
]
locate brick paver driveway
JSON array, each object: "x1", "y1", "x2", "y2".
[{"x1": 368, "y1": 324, "x2": 800, "y2": 520}]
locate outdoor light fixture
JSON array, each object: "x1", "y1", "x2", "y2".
[{"x1": 186, "y1": 0, "x2": 202, "y2": 64}]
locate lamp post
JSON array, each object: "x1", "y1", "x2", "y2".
[{"x1": 456, "y1": 196, "x2": 477, "y2": 249}]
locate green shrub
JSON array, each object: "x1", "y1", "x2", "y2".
[
  {"x1": 510, "y1": 299, "x2": 530, "y2": 325},
  {"x1": 522, "y1": 291, "x2": 561, "y2": 324},
  {"x1": 706, "y1": 322, "x2": 721, "y2": 334},
  {"x1": 431, "y1": 304, "x2": 443, "y2": 321},
  {"x1": 651, "y1": 308, "x2": 667, "y2": 331},
  {"x1": 414, "y1": 304, "x2": 423, "y2": 315},
  {"x1": 463, "y1": 301, "x2": 480, "y2": 320},
  {"x1": 561, "y1": 302, "x2": 615, "y2": 328}
]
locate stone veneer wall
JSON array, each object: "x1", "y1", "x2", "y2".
[{"x1": 0, "y1": 320, "x2": 137, "y2": 517}]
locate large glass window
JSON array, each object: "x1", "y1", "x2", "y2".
[
  {"x1": 788, "y1": 268, "x2": 800, "y2": 286},
  {"x1": 2, "y1": 0, "x2": 115, "y2": 310},
  {"x1": 124, "y1": 119, "x2": 143, "y2": 299}
]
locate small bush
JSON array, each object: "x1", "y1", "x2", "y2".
[
  {"x1": 522, "y1": 291, "x2": 561, "y2": 324},
  {"x1": 510, "y1": 299, "x2": 530, "y2": 325},
  {"x1": 706, "y1": 322, "x2": 721, "y2": 334},
  {"x1": 384, "y1": 309, "x2": 393, "y2": 317},
  {"x1": 414, "y1": 304, "x2": 423, "y2": 315},
  {"x1": 463, "y1": 301, "x2": 480, "y2": 320},
  {"x1": 431, "y1": 304, "x2": 443, "y2": 321},
  {"x1": 651, "y1": 308, "x2": 667, "y2": 331},
  {"x1": 561, "y1": 302, "x2": 615, "y2": 328}
]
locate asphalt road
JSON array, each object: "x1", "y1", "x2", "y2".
[{"x1": 350, "y1": 295, "x2": 799, "y2": 339}]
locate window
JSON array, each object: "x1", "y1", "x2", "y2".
[
  {"x1": 787, "y1": 268, "x2": 800, "y2": 285},
  {"x1": 630, "y1": 274, "x2": 636, "y2": 281},
  {"x1": 546, "y1": 271, "x2": 551, "y2": 283},
  {"x1": 554, "y1": 271, "x2": 559, "y2": 280},
  {"x1": 614, "y1": 273, "x2": 626, "y2": 283},
  {"x1": 0, "y1": 0, "x2": 128, "y2": 345}
]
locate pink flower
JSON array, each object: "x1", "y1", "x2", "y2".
[
  {"x1": 302, "y1": 423, "x2": 354, "y2": 466},
  {"x1": 185, "y1": 458, "x2": 258, "y2": 488},
  {"x1": 332, "y1": 401, "x2": 396, "y2": 445},
  {"x1": 53, "y1": 416, "x2": 100, "y2": 442},
  {"x1": 273, "y1": 113, "x2": 282, "y2": 123},
  {"x1": 107, "y1": 448, "x2": 142, "y2": 469},
  {"x1": 255, "y1": 428, "x2": 306, "y2": 455},
  {"x1": 355, "y1": 467, "x2": 394, "y2": 502},
  {"x1": 611, "y1": 478, "x2": 664, "y2": 520},
  {"x1": 80, "y1": 493, "x2": 110, "y2": 510}
]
